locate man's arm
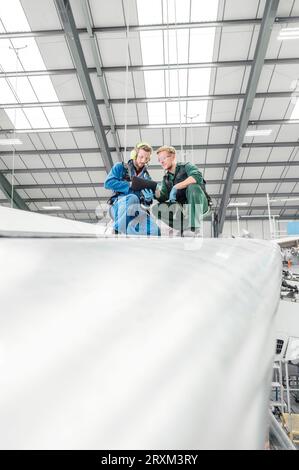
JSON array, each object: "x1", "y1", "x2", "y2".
[{"x1": 104, "y1": 163, "x2": 130, "y2": 194}]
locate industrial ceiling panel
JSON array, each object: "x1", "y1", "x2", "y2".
[
  {"x1": 51, "y1": 75, "x2": 84, "y2": 101},
  {"x1": 255, "y1": 182, "x2": 279, "y2": 193},
  {"x1": 239, "y1": 167, "x2": 264, "y2": 179},
  {"x1": 247, "y1": 99, "x2": 264, "y2": 121},
  {"x1": 35, "y1": 36, "x2": 74, "y2": 69},
  {"x1": 233, "y1": 183, "x2": 258, "y2": 193},
  {"x1": 222, "y1": 0, "x2": 261, "y2": 19},
  {"x1": 243, "y1": 126, "x2": 281, "y2": 144},
  {"x1": 97, "y1": 104, "x2": 111, "y2": 125},
  {"x1": 90, "y1": 0, "x2": 126, "y2": 27},
  {"x1": 0, "y1": 155, "x2": 27, "y2": 170},
  {"x1": 282, "y1": 165, "x2": 299, "y2": 178},
  {"x1": 210, "y1": 99, "x2": 239, "y2": 122},
  {"x1": 104, "y1": 72, "x2": 135, "y2": 99},
  {"x1": 208, "y1": 126, "x2": 235, "y2": 144},
  {"x1": 19, "y1": 188, "x2": 45, "y2": 198},
  {"x1": 33, "y1": 173, "x2": 59, "y2": 185},
  {"x1": 136, "y1": 103, "x2": 149, "y2": 124},
  {"x1": 17, "y1": 154, "x2": 47, "y2": 168},
  {"x1": 7, "y1": 173, "x2": 35, "y2": 185},
  {"x1": 277, "y1": 0, "x2": 298, "y2": 16},
  {"x1": 88, "y1": 171, "x2": 106, "y2": 184},
  {"x1": 42, "y1": 188, "x2": 67, "y2": 198},
  {"x1": 259, "y1": 98, "x2": 291, "y2": 120},
  {"x1": 72, "y1": 131, "x2": 99, "y2": 149},
  {"x1": 97, "y1": 32, "x2": 131, "y2": 67},
  {"x1": 20, "y1": 0, "x2": 61, "y2": 30},
  {"x1": 275, "y1": 182, "x2": 298, "y2": 193},
  {"x1": 257, "y1": 65, "x2": 275, "y2": 92},
  {"x1": 79, "y1": 153, "x2": 103, "y2": 167},
  {"x1": 77, "y1": 187, "x2": 98, "y2": 198},
  {"x1": 266, "y1": 64, "x2": 299, "y2": 92},
  {"x1": 276, "y1": 124, "x2": 299, "y2": 141},
  {"x1": 260, "y1": 166, "x2": 287, "y2": 179},
  {"x1": 205, "y1": 149, "x2": 231, "y2": 164},
  {"x1": 205, "y1": 184, "x2": 220, "y2": 195},
  {"x1": 36, "y1": 134, "x2": 58, "y2": 150},
  {"x1": 61, "y1": 154, "x2": 85, "y2": 167},
  {"x1": 204, "y1": 167, "x2": 225, "y2": 180},
  {"x1": 50, "y1": 132, "x2": 77, "y2": 148},
  {"x1": 62, "y1": 106, "x2": 91, "y2": 126},
  {"x1": 132, "y1": 71, "x2": 146, "y2": 98},
  {"x1": 68, "y1": 172, "x2": 91, "y2": 184},
  {"x1": 218, "y1": 27, "x2": 257, "y2": 62},
  {"x1": 111, "y1": 103, "x2": 138, "y2": 124},
  {"x1": 214, "y1": 67, "x2": 248, "y2": 94}
]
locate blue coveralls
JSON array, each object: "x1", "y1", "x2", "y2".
[{"x1": 104, "y1": 161, "x2": 160, "y2": 236}]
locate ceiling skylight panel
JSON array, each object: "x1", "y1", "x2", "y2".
[
  {"x1": 8, "y1": 77, "x2": 38, "y2": 103},
  {"x1": 136, "y1": 0, "x2": 162, "y2": 25},
  {"x1": 188, "y1": 69, "x2": 213, "y2": 95},
  {"x1": 0, "y1": 79, "x2": 17, "y2": 103},
  {"x1": 11, "y1": 38, "x2": 46, "y2": 71},
  {"x1": 5, "y1": 109, "x2": 31, "y2": 128},
  {"x1": 191, "y1": 0, "x2": 219, "y2": 21},
  {"x1": 29, "y1": 76, "x2": 59, "y2": 102},
  {"x1": 166, "y1": 101, "x2": 187, "y2": 123},
  {"x1": 0, "y1": 0, "x2": 30, "y2": 32},
  {"x1": 165, "y1": 70, "x2": 188, "y2": 96},
  {"x1": 163, "y1": 29, "x2": 189, "y2": 64},
  {"x1": 23, "y1": 108, "x2": 50, "y2": 128},
  {"x1": 162, "y1": 0, "x2": 190, "y2": 23},
  {"x1": 139, "y1": 31, "x2": 164, "y2": 65},
  {"x1": 144, "y1": 71, "x2": 165, "y2": 97},
  {"x1": 291, "y1": 100, "x2": 299, "y2": 119},
  {"x1": 189, "y1": 28, "x2": 216, "y2": 62},
  {"x1": 43, "y1": 107, "x2": 69, "y2": 127},
  {"x1": 147, "y1": 103, "x2": 166, "y2": 124},
  {"x1": 186, "y1": 101, "x2": 209, "y2": 122},
  {"x1": 0, "y1": 39, "x2": 22, "y2": 71}
]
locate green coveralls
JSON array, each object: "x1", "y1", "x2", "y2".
[{"x1": 152, "y1": 162, "x2": 208, "y2": 232}]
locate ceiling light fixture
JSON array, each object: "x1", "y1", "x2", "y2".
[
  {"x1": 0, "y1": 138, "x2": 23, "y2": 145},
  {"x1": 278, "y1": 28, "x2": 299, "y2": 40},
  {"x1": 42, "y1": 206, "x2": 62, "y2": 210},
  {"x1": 228, "y1": 202, "x2": 248, "y2": 207},
  {"x1": 245, "y1": 129, "x2": 272, "y2": 137}
]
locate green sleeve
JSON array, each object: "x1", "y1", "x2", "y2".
[
  {"x1": 184, "y1": 163, "x2": 203, "y2": 185},
  {"x1": 156, "y1": 178, "x2": 169, "y2": 202}
]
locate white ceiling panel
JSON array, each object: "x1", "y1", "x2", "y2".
[
  {"x1": 233, "y1": 183, "x2": 258, "y2": 193},
  {"x1": 262, "y1": 166, "x2": 287, "y2": 178},
  {"x1": 77, "y1": 187, "x2": 98, "y2": 198},
  {"x1": 255, "y1": 182, "x2": 278, "y2": 193},
  {"x1": 205, "y1": 149, "x2": 231, "y2": 164},
  {"x1": 88, "y1": 171, "x2": 106, "y2": 183},
  {"x1": 51, "y1": 75, "x2": 84, "y2": 101},
  {"x1": 259, "y1": 97, "x2": 291, "y2": 120},
  {"x1": 17, "y1": 154, "x2": 45, "y2": 168},
  {"x1": 36, "y1": 36, "x2": 73, "y2": 69},
  {"x1": 62, "y1": 106, "x2": 91, "y2": 126},
  {"x1": 208, "y1": 126, "x2": 235, "y2": 144},
  {"x1": 50, "y1": 132, "x2": 77, "y2": 148},
  {"x1": 210, "y1": 99, "x2": 239, "y2": 121},
  {"x1": 111, "y1": 103, "x2": 139, "y2": 124},
  {"x1": 204, "y1": 167, "x2": 225, "y2": 180},
  {"x1": 205, "y1": 184, "x2": 220, "y2": 194},
  {"x1": 218, "y1": 27, "x2": 256, "y2": 61},
  {"x1": 104, "y1": 72, "x2": 135, "y2": 99},
  {"x1": 31, "y1": 173, "x2": 56, "y2": 185},
  {"x1": 73, "y1": 131, "x2": 98, "y2": 149},
  {"x1": 61, "y1": 154, "x2": 84, "y2": 167},
  {"x1": 20, "y1": 0, "x2": 61, "y2": 29},
  {"x1": 67, "y1": 172, "x2": 91, "y2": 184},
  {"x1": 214, "y1": 67, "x2": 248, "y2": 94},
  {"x1": 90, "y1": 0, "x2": 126, "y2": 26},
  {"x1": 223, "y1": 0, "x2": 261, "y2": 19},
  {"x1": 240, "y1": 167, "x2": 264, "y2": 179},
  {"x1": 6, "y1": 172, "x2": 36, "y2": 184},
  {"x1": 97, "y1": 32, "x2": 133, "y2": 67},
  {"x1": 266, "y1": 147, "x2": 294, "y2": 162},
  {"x1": 80, "y1": 153, "x2": 103, "y2": 167},
  {"x1": 276, "y1": 124, "x2": 299, "y2": 141}
]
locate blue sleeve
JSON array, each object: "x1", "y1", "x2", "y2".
[{"x1": 104, "y1": 163, "x2": 130, "y2": 194}]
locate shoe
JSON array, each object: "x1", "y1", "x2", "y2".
[{"x1": 183, "y1": 229, "x2": 201, "y2": 237}]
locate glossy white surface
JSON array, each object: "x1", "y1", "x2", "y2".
[{"x1": 0, "y1": 237, "x2": 281, "y2": 449}]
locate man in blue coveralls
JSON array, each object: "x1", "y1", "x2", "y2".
[{"x1": 104, "y1": 143, "x2": 160, "y2": 236}]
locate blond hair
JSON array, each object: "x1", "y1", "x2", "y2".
[{"x1": 156, "y1": 145, "x2": 176, "y2": 155}]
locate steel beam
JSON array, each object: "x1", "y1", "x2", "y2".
[
  {"x1": 1, "y1": 142, "x2": 299, "y2": 157},
  {"x1": 54, "y1": 0, "x2": 114, "y2": 171},
  {"x1": 82, "y1": 0, "x2": 122, "y2": 161},
  {"x1": 0, "y1": 174, "x2": 28, "y2": 210},
  {"x1": 1, "y1": 118, "x2": 299, "y2": 135},
  {"x1": 13, "y1": 176, "x2": 299, "y2": 190},
  {"x1": 0, "y1": 91, "x2": 295, "y2": 109},
  {"x1": 0, "y1": 16, "x2": 299, "y2": 38},
  {"x1": 217, "y1": 0, "x2": 280, "y2": 233},
  {"x1": 2, "y1": 160, "x2": 299, "y2": 175},
  {"x1": 1, "y1": 57, "x2": 299, "y2": 78}
]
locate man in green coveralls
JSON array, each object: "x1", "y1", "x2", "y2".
[{"x1": 152, "y1": 145, "x2": 210, "y2": 235}]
